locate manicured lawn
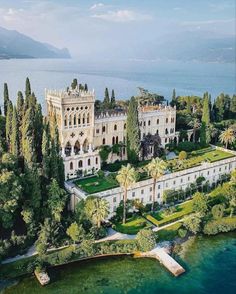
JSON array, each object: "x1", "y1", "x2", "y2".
[
  {"x1": 157, "y1": 222, "x2": 182, "y2": 242},
  {"x1": 145, "y1": 200, "x2": 193, "y2": 227},
  {"x1": 75, "y1": 176, "x2": 119, "y2": 194},
  {"x1": 113, "y1": 216, "x2": 152, "y2": 235},
  {"x1": 201, "y1": 149, "x2": 234, "y2": 162}
]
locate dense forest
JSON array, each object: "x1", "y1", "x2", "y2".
[{"x1": 0, "y1": 79, "x2": 66, "y2": 261}]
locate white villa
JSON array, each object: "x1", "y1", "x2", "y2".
[{"x1": 46, "y1": 86, "x2": 236, "y2": 217}]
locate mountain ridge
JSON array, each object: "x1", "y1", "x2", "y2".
[{"x1": 0, "y1": 26, "x2": 71, "y2": 59}]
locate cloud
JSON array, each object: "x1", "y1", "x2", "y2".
[
  {"x1": 91, "y1": 9, "x2": 152, "y2": 22},
  {"x1": 90, "y1": 3, "x2": 105, "y2": 10}
]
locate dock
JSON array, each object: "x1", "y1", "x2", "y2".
[{"x1": 134, "y1": 247, "x2": 185, "y2": 277}]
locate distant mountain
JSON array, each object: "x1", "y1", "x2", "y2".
[
  {"x1": 140, "y1": 31, "x2": 235, "y2": 63},
  {"x1": 0, "y1": 27, "x2": 71, "y2": 59}
]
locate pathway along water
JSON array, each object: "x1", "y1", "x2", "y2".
[{"x1": 3, "y1": 232, "x2": 236, "y2": 294}]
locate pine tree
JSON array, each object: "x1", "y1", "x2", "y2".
[
  {"x1": 10, "y1": 107, "x2": 20, "y2": 156},
  {"x1": 103, "y1": 88, "x2": 110, "y2": 109},
  {"x1": 5, "y1": 100, "x2": 13, "y2": 147},
  {"x1": 126, "y1": 97, "x2": 140, "y2": 162},
  {"x1": 3, "y1": 83, "x2": 9, "y2": 116},
  {"x1": 110, "y1": 89, "x2": 116, "y2": 109}
]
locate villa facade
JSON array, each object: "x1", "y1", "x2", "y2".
[
  {"x1": 46, "y1": 87, "x2": 178, "y2": 179},
  {"x1": 66, "y1": 147, "x2": 236, "y2": 217}
]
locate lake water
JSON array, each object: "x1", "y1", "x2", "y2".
[
  {"x1": 3, "y1": 233, "x2": 236, "y2": 294},
  {"x1": 0, "y1": 59, "x2": 235, "y2": 112}
]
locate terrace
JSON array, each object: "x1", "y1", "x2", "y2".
[{"x1": 74, "y1": 147, "x2": 235, "y2": 195}]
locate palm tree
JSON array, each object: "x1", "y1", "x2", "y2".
[
  {"x1": 116, "y1": 164, "x2": 137, "y2": 224},
  {"x1": 146, "y1": 158, "x2": 167, "y2": 212},
  {"x1": 219, "y1": 128, "x2": 235, "y2": 149},
  {"x1": 208, "y1": 124, "x2": 219, "y2": 144},
  {"x1": 85, "y1": 197, "x2": 109, "y2": 228},
  {"x1": 188, "y1": 118, "x2": 201, "y2": 143}
]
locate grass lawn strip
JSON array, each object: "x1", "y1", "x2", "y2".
[
  {"x1": 145, "y1": 200, "x2": 193, "y2": 227},
  {"x1": 113, "y1": 216, "x2": 152, "y2": 235}
]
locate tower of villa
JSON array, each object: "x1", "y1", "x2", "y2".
[{"x1": 46, "y1": 86, "x2": 179, "y2": 179}]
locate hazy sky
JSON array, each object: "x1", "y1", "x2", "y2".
[{"x1": 0, "y1": 0, "x2": 235, "y2": 60}]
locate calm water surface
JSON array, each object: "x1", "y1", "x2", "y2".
[
  {"x1": 4, "y1": 233, "x2": 236, "y2": 294},
  {"x1": 0, "y1": 59, "x2": 235, "y2": 112}
]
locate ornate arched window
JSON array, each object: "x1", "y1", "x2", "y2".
[
  {"x1": 114, "y1": 124, "x2": 117, "y2": 131},
  {"x1": 78, "y1": 160, "x2": 83, "y2": 168},
  {"x1": 70, "y1": 162, "x2": 73, "y2": 170},
  {"x1": 116, "y1": 136, "x2": 119, "y2": 144},
  {"x1": 88, "y1": 158, "x2": 91, "y2": 166}
]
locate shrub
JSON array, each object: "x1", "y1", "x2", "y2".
[
  {"x1": 178, "y1": 151, "x2": 187, "y2": 160},
  {"x1": 177, "y1": 142, "x2": 200, "y2": 152},
  {"x1": 211, "y1": 204, "x2": 225, "y2": 219},
  {"x1": 183, "y1": 215, "x2": 202, "y2": 234},
  {"x1": 89, "y1": 226, "x2": 107, "y2": 240},
  {"x1": 203, "y1": 217, "x2": 236, "y2": 235},
  {"x1": 136, "y1": 229, "x2": 156, "y2": 252},
  {"x1": 97, "y1": 170, "x2": 105, "y2": 178},
  {"x1": 178, "y1": 228, "x2": 187, "y2": 238}
]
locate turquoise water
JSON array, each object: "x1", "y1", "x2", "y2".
[
  {"x1": 4, "y1": 233, "x2": 236, "y2": 294},
  {"x1": 0, "y1": 59, "x2": 235, "y2": 111}
]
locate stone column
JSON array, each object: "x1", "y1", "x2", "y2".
[
  {"x1": 71, "y1": 145, "x2": 75, "y2": 156},
  {"x1": 61, "y1": 147, "x2": 66, "y2": 157},
  {"x1": 88, "y1": 143, "x2": 92, "y2": 153},
  {"x1": 80, "y1": 144, "x2": 84, "y2": 155}
]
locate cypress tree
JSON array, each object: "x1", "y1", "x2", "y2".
[
  {"x1": 17, "y1": 91, "x2": 24, "y2": 125},
  {"x1": 3, "y1": 83, "x2": 9, "y2": 116},
  {"x1": 126, "y1": 96, "x2": 140, "y2": 163},
  {"x1": 21, "y1": 107, "x2": 36, "y2": 165},
  {"x1": 34, "y1": 103, "x2": 43, "y2": 162},
  {"x1": 186, "y1": 96, "x2": 191, "y2": 114},
  {"x1": 10, "y1": 107, "x2": 20, "y2": 156},
  {"x1": 5, "y1": 100, "x2": 13, "y2": 147},
  {"x1": 71, "y1": 78, "x2": 78, "y2": 90},
  {"x1": 202, "y1": 92, "x2": 210, "y2": 125},
  {"x1": 84, "y1": 83, "x2": 88, "y2": 91},
  {"x1": 42, "y1": 123, "x2": 51, "y2": 179},
  {"x1": 110, "y1": 89, "x2": 116, "y2": 109},
  {"x1": 25, "y1": 77, "x2": 31, "y2": 98},
  {"x1": 215, "y1": 93, "x2": 225, "y2": 121},
  {"x1": 103, "y1": 88, "x2": 110, "y2": 109},
  {"x1": 230, "y1": 95, "x2": 236, "y2": 115},
  {"x1": 200, "y1": 122, "x2": 207, "y2": 147}
]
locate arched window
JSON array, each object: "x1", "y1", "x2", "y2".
[
  {"x1": 148, "y1": 120, "x2": 151, "y2": 126},
  {"x1": 157, "y1": 119, "x2": 159, "y2": 124},
  {"x1": 165, "y1": 128, "x2": 168, "y2": 135},
  {"x1": 144, "y1": 121, "x2": 146, "y2": 127},
  {"x1": 114, "y1": 124, "x2": 117, "y2": 131},
  {"x1": 69, "y1": 115, "x2": 72, "y2": 126},
  {"x1": 82, "y1": 114, "x2": 85, "y2": 124},
  {"x1": 156, "y1": 129, "x2": 159, "y2": 135},
  {"x1": 78, "y1": 160, "x2": 83, "y2": 168},
  {"x1": 87, "y1": 114, "x2": 89, "y2": 124},
  {"x1": 78, "y1": 114, "x2": 81, "y2": 125},
  {"x1": 64, "y1": 115, "x2": 67, "y2": 127},
  {"x1": 102, "y1": 126, "x2": 106, "y2": 133},
  {"x1": 95, "y1": 157, "x2": 98, "y2": 164},
  {"x1": 116, "y1": 136, "x2": 119, "y2": 144},
  {"x1": 88, "y1": 158, "x2": 91, "y2": 166},
  {"x1": 112, "y1": 137, "x2": 115, "y2": 145},
  {"x1": 140, "y1": 121, "x2": 142, "y2": 127},
  {"x1": 70, "y1": 162, "x2": 73, "y2": 170},
  {"x1": 166, "y1": 118, "x2": 168, "y2": 123},
  {"x1": 102, "y1": 138, "x2": 106, "y2": 145},
  {"x1": 124, "y1": 123, "x2": 126, "y2": 129},
  {"x1": 74, "y1": 115, "x2": 76, "y2": 126}
]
